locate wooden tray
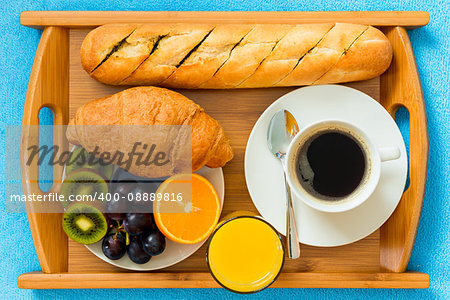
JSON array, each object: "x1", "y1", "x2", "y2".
[{"x1": 18, "y1": 11, "x2": 430, "y2": 289}]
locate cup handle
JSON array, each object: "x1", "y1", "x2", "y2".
[{"x1": 379, "y1": 147, "x2": 401, "y2": 162}]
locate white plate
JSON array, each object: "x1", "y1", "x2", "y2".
[
  {"x1": 244, "y1": 85, "x2": 407, "y2": 247},
  {"x1": 86, "y1": 166, "x2": 224, "y2": 271}
]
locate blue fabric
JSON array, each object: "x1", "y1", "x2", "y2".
[{"x1": 1, "y1": 0, "x2": 449, "y2": 299}]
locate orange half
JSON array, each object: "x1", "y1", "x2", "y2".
[{"x1": 154, "y1": 173, "x2": 221, "y2": 244}]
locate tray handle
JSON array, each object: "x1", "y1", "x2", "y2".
[
  {"x1": 20, "y1": 26, "x2": 69, "y2": 273},
  {"x1": 380, "y1": 26, "x2": 429, "y2": 272}
]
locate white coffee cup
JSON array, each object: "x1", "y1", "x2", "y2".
[{"x1": 285, "y1": 120, "x2": 401, "y2": 213}]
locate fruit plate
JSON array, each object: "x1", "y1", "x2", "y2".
[
  {"x1": 18, "y1": 11, "x2": 430, "y2": 289},
  {"x1": 60, "y1": 146, "x2": 225, "y2": 271}
]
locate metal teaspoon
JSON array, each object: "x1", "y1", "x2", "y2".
[{"x1": 267, "y1": 109, "x2": 300, "y2": 259}]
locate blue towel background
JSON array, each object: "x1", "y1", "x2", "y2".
[{"x1": 1, "y1": 0, "x2": 449, "y2": 299}]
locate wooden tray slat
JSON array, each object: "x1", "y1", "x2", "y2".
[
  {"x1": 379, "y1": 26, "x2": 428, "y2": 272},
  {"x1": 21, "y1": 26, "x2": 70, "y2": 274},
  {"x1": 18, "y1": 271, "x2": 430, "y2": 289},
  {"x1": 21, "y1": 11, "x2": 429, "y2": 29}
]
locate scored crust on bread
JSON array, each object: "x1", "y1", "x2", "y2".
[
  {"x1": 90, "y1": 25, "x2": 172, "y2": 85},
  {"x1": 275, "y1": 23, "x2": 368, "y2": 86},
  {"x1": 314, "y1": 26, "x2": 393, "y2": 84},
  {"x1": 161, "y1": 24, "x2": 254, "y2": 88},
  {"x1": 199, "y1": 24, "x2": 294, "y2": 89},
  {"x1": 80, "y1": 24, "x2": 137, "y2": 73},
  {"x1": 81, "y1": 23, "x2": 393, "y2": 88},
  {"x1": 238, "y1": 23, "x2": 334, "y2": 88},
  {"x1": 120, "y1": 24, "x2": 214, "y2": 85}
]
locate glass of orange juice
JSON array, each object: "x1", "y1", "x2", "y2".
[{"x1": 206, "y1": 211, "x2": 285, "y2": 293}]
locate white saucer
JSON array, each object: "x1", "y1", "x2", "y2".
[
  {"x1": 244, "y1": 85, "x2": 407, "y2": 247},
  {"x1": 86, "y1": 166, "x2": 224, "y2": 271}
]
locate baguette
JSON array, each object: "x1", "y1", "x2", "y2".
[
  {"x1": 66, "y1": 87, "x2": 233, "y2": 178},
  {"x1": 81, "y1": 23, "x2": 392, "y2": 88}
]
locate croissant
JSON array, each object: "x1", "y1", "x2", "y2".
[{"x1": 66, "y1": 87, "x2": 233, "y2": 178}]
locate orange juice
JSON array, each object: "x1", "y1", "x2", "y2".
[{"x1": 206, "y1": 215, "x2": 284, "y2": 293}]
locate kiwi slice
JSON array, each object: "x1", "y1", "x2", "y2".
[
  {"x1": 65, "y1": 147, "x2": 114, "y2": 179},
  {"x1": 60, "y1": 168, "x2": 108, "y2": 208},
  {"x1": 62, "y1": 203, "x2": 108, "y2": 244}
]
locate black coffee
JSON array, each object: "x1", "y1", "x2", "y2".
[{"x1": 295, "y1": 130, "x2": 366, "y2": 199}]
